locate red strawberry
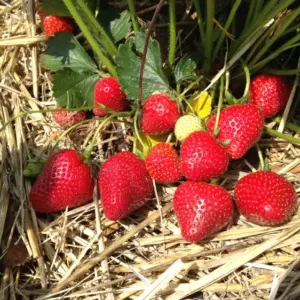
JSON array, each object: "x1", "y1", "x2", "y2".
[
  {"x1": 99, "y1": 152, "x2": 153, "y2": 220},
  {"x1": 174, "y1": 181, "x2": 234, "y2": 243},
  {"x1": 207, "y1": 104, "x2": 264, "y2": 159},
  {"x1": 142, "y1": 94, "x2": 180, "y2": 135},
  {"x1": 249, "y1": 74, "x2": 291, "y2": 117},
  {"x1": 234, "y1": 171, "x2": 296, "y2": 226},
  {"x1": 145, "y1": 143, "x2": 181, "y2": 183},
  {"x1": 41, "y1": 15, "x2": 74, "y2": 37},
  {"x1": 29, "y1": 149, "x2": 94, "y2": 213},
  {"x1": 53, "y1": 108, "x2": 86, "y2": 127},
  {"x1": 93, "y1": 77, "x2": 128, "y2": 117},
  {"x1": 180, "y1": 131, "x2": 229, "y2": 181}
]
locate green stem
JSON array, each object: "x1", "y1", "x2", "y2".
[
  {"x1": 85, "y1": 114, "x2": 116, "y2": 159},
  {"x1": 203, "y1": 0, "x2": 215, "y2": 72},
  {"x1": 133, "y1": 111, "x2": 147, "y2": 149},
  {"x1": 53, "y1": 113, "x2": 132, "y2": 151},
  {"x1": 214, "y1": 76, "x2": 224, "y2": 132},
  {"x1": 212, "y1": 0, "x2": 241, "y2": 62},
  {"x1": 256, "y1": 144, "x2": 265, "y2": 170},
  {"x1": 128, "y1": 0, "x2": 140, "y2": 32},
  {"x1": 262, "y1": 68, "x2": 300, "y2": 76},
  {"x1": 77, "y1": 0, "x2": 118, "y2": 57},
  {"x1": 241, "y1": 61, "x2": 250, "y2": 99},
  {"x1": 194, "y1": 0, "x2": 206, "y2": 45},
  {"x1": 264, "y1": 127, "x2": 300, "y2": 144},
  {"x1": 168, "y1": 0, "x2": 176, "y2": 66},
  {"x1": 272, "y1": 117, "x2": 300, "y2": 134},
  {"x1": 62, "y1": 0, "x2": 117, "y2": 77}
]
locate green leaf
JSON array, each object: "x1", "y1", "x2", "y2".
[
  {"x1": 40, "y1": 0, "x2": 97, "y2": 17},
  {"x1": 41, "y1": 32, "x2": 98, "y2": 72},
  {"x1": 174, "y1": 54, "x2": 198, "y2": 83},
  {"x1": 53, "y1": 68, "x2": 100, "y2": 108},
  {"x1": 98, "y1": 8, "x2": 131, "y2": 43},
  {"x1": 40, "y1": 0, "x2": 70, "y2": 16},
  {"x1": 110, "y1": 10, "x2": 132, "y2": 43},
  {"x1": 116, "y1": 34, "x2": 169, "y2": 101},
  {"x1": 135, "y1": 32, "x2": 167, "y2": 79},
  {"x1": 23, "y1": 161, "x2": 45, "y2": 178}
]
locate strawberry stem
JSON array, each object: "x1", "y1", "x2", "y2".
[
  {"x1": 255, "y1": 144, "x2": 265, "y2": 170},
  {"x1": 264, "y1": 127, "x2": 300, "y2": 145},
  {"x1": 133, "y1": 111, "x2": 147, "y2": 150},
  {"x1": 85, "y1": 114, "x2": 116, "y2": 160},
  {"x1": 261, "y1": 68, "x2": 300, "y2": 76},
  {"x1": 62, "y1": 0, "x2": 117, "y2": 77},
  {"x1": 77, "y1": 0, "x2": 119, "y2": 57},
  {"x1": 272, "y1": 117, "x2": 300, "y2": 134},
  {"x1": 168, "y1": 0, "x2": 176, "y2": 66},
  {"x1": 128, "y1": 0, "x2": 140, "y2": 32},
  {"x1": 53, "y1": 112, "x2": 134, "y2": 152},
  {"x1": 240, "y1": 61, "x2": 251, "y2": 99},
  {"x1": 214, "y1": 75, "x2": 225, "y2": 131}
]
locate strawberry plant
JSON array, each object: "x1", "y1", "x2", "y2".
[{"x1": 1, "y1": 0, "x2": 300, "y2": 299}]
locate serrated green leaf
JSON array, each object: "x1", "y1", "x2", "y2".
[
  {"x1": 41, "y1": 32, "x2": 98, "y2": 72},
  {"x1": 53, "y1": 68, "x2": 100, "y2": 108},
  {"x1": 40, "y1": 0, "x2": 97, "y2": 17},
  {"x1": 40, "y1": 0, "x2": 70, "y2": 16},
  {"x1": 175, "y1": 54, "x2": 198, "y2": 83},
  {"x1": 110, "y1": 10, "x2": 131, "y2": 43},
  {"x1": 135, "y1": 32, "x2": 167, "y2": 79},
  {"x1": 116, "y1": 35, "x2": 169, "y2": 101},
  {"x1": 98, "y1": 7, "x2": 131, "y2": 43}
]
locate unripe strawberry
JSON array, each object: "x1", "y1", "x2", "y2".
[{"x1": 175, "y1": 115, "x2": 204, "y2": 142}]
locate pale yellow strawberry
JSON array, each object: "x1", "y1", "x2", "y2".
[{"x1": 175, "y1": 115, "x2": 204, "y2": 142}]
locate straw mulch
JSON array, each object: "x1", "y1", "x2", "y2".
[{"x1": 1, "y1": 1, "x2": 300, "y2": 300}]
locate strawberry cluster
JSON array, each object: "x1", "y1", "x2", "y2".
[{"x1": 30, "y1": 36, "x2": 296, "y2": 244}]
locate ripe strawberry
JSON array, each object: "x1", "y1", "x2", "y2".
[
  {"x1": 174, "y1": 181, "x2": 234, "y2": 243},
  {"x1": 145, "y1": 143, "x2": 181, "y2": 183},
  {"x1": 99, "y1": 152, "x2": 153, "y2": 220},
  {"x1": 41, "y1": 15, "x2": 74, "y2": 37},
  {"x1": 29, "y1": 149, "x2": 94, "y2": 213},
  {"x1": 175, "y1": 115, "x2": 204, "y2": 142},
  {"x1": 53, "y1": 108, "x2": 86, "y2": 127},
  {"x1": 93, "y1": 77, "x2": 128, "y2": 117},
  {"x1": 207, "y1": 104, "x2": 264, "y2": 159},
  {"x1": 142, "y1": 94, "x2": 180, "y2": 135},
  {"x1": 234, "y1": 171, "x2": 296, "y2": 226},
  {"x1": 180, "y1": 131, "x2": 229, "y2": 181},
  {"x1": 249, "y1": 74, "x2": 291, "y2": 117}
]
